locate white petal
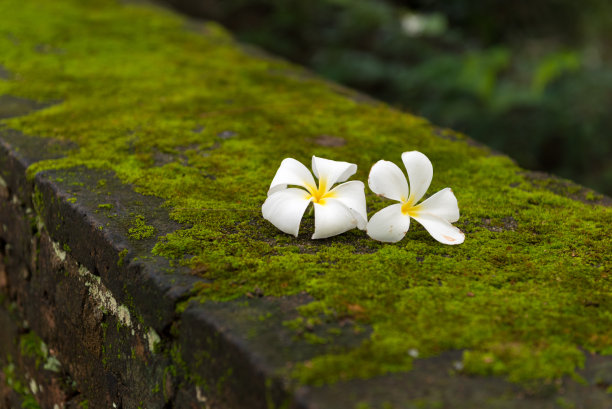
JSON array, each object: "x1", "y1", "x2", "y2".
[
  {"x1": 311, "y1": 156, "x2": 357, "y2": 189},
  {"x1": 368, "y1": 160, "x2": 409, "y2": 202},
  {"x1": 418, "y1": 188, "x2": 460, "y2": 222},
  {"x1": 262, "y1": 188, "x2": 311, "y2": 237},
  {"x1": 366, "y1": 203, "x2": 411, "y2": 243},
  {"x1": 401, "y1": 151, "x2": 433, "y2": 204},
  {"x1": 268, "y1": 158, "x2": 316, "y2": 196},
  {"x1": 328, "y1": 181, "x2": 368, "y2": 229},
  {"x1": 411, "y1": 213, "x2": 465, "y2": 245},
  {"x1": 312, "y1": 200, "x2": 359, "y2": 239}
]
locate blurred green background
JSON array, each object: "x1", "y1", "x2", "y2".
[{"x1": 166, "y1": 0, "x2": 612, "y2": 195}]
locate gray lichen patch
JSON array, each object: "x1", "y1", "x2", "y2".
[
  {"x1": 146, "y1": 328, "x2": 160, "y2": 353},
  {"x1": 51, "y1": 241, "x2": 66, "y2": 263},
  {"x1": 75, "y1": 263, "x2": 132, "y2": 328}
]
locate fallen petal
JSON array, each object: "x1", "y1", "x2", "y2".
[
  {"x1": 312, "y1": 200, "x2": 360, "y2": 239},
  {"x1": 311, "y1": 156, "x2": 357, "y2": 188},
  {"x1": 401, "y1": 151, "x2": 433, "y2": 204},
  {"x1": 368, "y1": 160, "x2": 409, "y2": 202},
  {"x1": 262, "y1": 188, "x2": 311, "y2": 236},
  {"x1": 418, "y1": 188, "x2": 460, "y2": 223},
  {"x1": 268, "y1": 158, "x2": 316, "y2": 196},
  {"x1": 411, "y1": 212, "x2": 465, "y2": 245},
  {"x1": 366, "y1": 203, "x2": 411, "y2": 243},
  {"x1": 328, "y1": 180, "x2": 368, "y2": 229}
]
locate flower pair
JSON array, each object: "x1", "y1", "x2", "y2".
[{"x1": 261, "y1": 152, "x2": 465, "y2": 245}]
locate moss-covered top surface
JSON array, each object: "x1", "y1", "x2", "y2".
[{"x1": 1, "y1": 0, "x2": 611, "y2": 389}]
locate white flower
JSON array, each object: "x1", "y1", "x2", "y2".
[
  {"x1": 262, "y1": 156, "x2": 367, "y2": 239},
  {"x1": 366, "y1": 151, "x2": 465, "y2": 245}
]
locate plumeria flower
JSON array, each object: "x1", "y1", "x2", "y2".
[
  {"x1": 262, "y1": 156, "x2": 367, "y2": 239},
  {"x1": 366, "y1": 151, "x2": 465, "y2": 245}
]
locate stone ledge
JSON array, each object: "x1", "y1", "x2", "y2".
[{"x1": 1, "y1": 1, "x2": 611, "y2": 408}]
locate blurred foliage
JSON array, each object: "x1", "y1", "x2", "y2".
[{"x1": 167, "y1": 0, "x2": 612, "y2": 194}]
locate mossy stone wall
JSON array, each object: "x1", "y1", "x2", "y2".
[{"x1": 0, "y1": 0, "x2": 611, "y2": 408}]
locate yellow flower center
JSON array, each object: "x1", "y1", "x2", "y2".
[
  {"x1": 401, "y1": 197, "x2": 421, "y2": 217},
  {"x1": 305, "y1": 179, "x2": 335, "y2": 205}
]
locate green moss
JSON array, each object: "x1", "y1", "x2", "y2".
[
  {"x1": 2, "y1": 361, "x2": 41, "y2": 409},
  {"x1": 22, "y1": 395, "x2": 41, "y2": 409},
  {"x1": 31, "y1": 186, "x2": 44, "y2": 216},
  {"x1": 0, "y1": 0, "x2": 610, "y2": 389},
  {"x1": 117, "y1": 248, "x2": 128, "y2": 267},
  {"x1": 19, "y1": 332, "x2": 48, "y2": 369},
  {"x1": 127, "y1": 214, "x2": 155, "y2": 240},
  {"x1": 462, "y1": 345, "x2": 585, "y2": 384},
  {"x1": 16, "y1": 332, "x2": 62, "y2": 375},
  {"x1": 97, "y1": 203, "x2": 113, "y2": 210},
  {"x1": 586, "y1": 191, "x2": 603, "y2": 202},
  {"x1": 555, "y1": 397, "x2": 577, "y2": 409}
]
